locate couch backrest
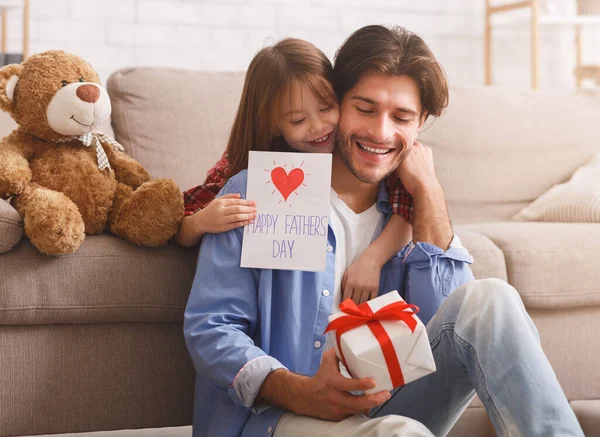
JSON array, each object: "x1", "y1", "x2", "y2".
[
  {"x1": 107, "y1": 68, "x2": 244, "y2": 192},
  {"x1": 107, "y1": 68, "x2": 600, "y2": 224},
  {"x1": 418, "y1": 87, "x2": 600, "y2": 223}
]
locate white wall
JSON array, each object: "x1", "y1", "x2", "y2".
[{"x1": 3, "y1": 0, "x2": 599, "y2": 89}]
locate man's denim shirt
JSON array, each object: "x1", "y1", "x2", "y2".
[{"x1": 183, "y1": 170, "x2": 475, "y2": 437}]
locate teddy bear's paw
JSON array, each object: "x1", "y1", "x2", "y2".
[
  {"x1": 0, "y1": 177, "x2": 27, "y2": 198},
  {"x1": 111, "y1": 178, "x2": 183, "y2": 247},
  {"x1": 24, "y1": 188, "x2": 85, "y2": 255},
  {"x1": 0, "y1": 159, "x2": 32, "y2": 197}
]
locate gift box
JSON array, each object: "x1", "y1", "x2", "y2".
[{"x1": 325, "y1": 291, "x2": 436, "y2": 394}]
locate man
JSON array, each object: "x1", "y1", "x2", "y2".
[{"x1": 184, "y1": 25, "x2": 583, "y2": 437}]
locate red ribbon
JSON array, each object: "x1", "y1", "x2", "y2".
[{"x1": 324, "y1": 298, "x2": 419, "y2": 388}]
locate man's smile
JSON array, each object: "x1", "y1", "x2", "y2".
[{"x1": 355, "y1": 141, "x2": 393, "y2": 155}]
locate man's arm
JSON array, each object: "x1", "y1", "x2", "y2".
[
  {"x1": 395, "y1": 142, "x2": 474, "y2": 323},
  {"x1": 411, "y1": 181, "x2": 453, "y2": 249},
  {"x1": 399, "y1": 235, "x2": 474, "y2": 324},
  {"x1": 183, "y1": 175, "x2": 285, "y2": 411},
  {"x1": 397, "y1": 141, "x2": 452, "y2": 249}
]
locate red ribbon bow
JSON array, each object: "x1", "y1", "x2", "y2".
[{"x1": 324, "y1": 298, "x2": 419, "y2": 388}]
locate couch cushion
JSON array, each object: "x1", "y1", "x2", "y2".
[
  {"x1": 529, "y1": 306, "x2": 600, "y2": 402},
  {"x1": 454, "y1": 226, "x2": 507, "y2": 281},
  {"x1": 0, "y1": 234, "x2": 197, "y2": 325},
  {"x1": 0, "y1": 324, "x2": 195, "y2": 436},
  {"x1": 466, "y1": 222, "x2": 600, "y2": 308},
  {"x1": 418, "y1": 87, "x2": 600, "y2": 224},
  {"x1": 571, "y1": 400, "x2": 600, "y2": 437},
  {"x1": 0, "y1": 199, "x2": 22, "y2": 253},
  {"x1": 107, "y1": 68, "x2": 245, "y2": 192}
]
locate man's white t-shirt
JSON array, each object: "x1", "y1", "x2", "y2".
[{"x1": 325, "y1": 188, "x2": 382, "y2": 351}]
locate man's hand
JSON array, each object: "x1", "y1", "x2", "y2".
[
  {"x1": 194, "y1": 193, "x2": 256, "y2": 234},
  {"x1": 395, "y1": 141, "x2": 453, "y2": 249},
  {"x1": 298, "y1": 349, "x2": 391, "y2": 420},
  {"x1": 258, "y1": 349, "x2": 391, "y2": 421},
  {"x1": 395, "y1": 141, "x2": 440, "y2": 196}
]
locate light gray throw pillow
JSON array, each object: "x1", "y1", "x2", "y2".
[{"x1": 513, "y1": 152, "x2": 600, "y2": 222}]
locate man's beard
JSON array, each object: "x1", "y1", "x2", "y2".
[{"x1": 335, "y1": 130, "x2": 411, "y2": 184}]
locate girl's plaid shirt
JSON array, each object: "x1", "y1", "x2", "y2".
[{"x1": 183, "y1": 152, "x2": 414, "y2": 223}]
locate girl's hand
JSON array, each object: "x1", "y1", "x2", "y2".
[
  {"x1": 341, "y1": 254, "x2": 383, "y2": 305},
  {"x1": 194, "y1": 193, "x2": 256, "y2": 234}
]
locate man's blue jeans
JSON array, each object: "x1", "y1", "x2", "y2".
[{"x1": 371, "y1": 278, "x2": 584, "y2": 437}]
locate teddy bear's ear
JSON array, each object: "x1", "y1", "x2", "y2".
[{"x1": 0, "y1": 64, "x2": 24, "y2": 112}]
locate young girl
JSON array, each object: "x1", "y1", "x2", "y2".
[{"x1": 176, "y1": 38, "x2": 414, "y2": 304}]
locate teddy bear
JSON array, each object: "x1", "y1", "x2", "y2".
[{"x1": 0, "y1": 50, "x2": 184, "y2": 255}]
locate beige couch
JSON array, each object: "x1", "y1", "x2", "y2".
[{"x1": 1, "y1": 68, "x2": 599, "y2": 437}]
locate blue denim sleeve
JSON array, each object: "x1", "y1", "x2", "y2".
[
  {"x1": 183, "y1": 171, "x2": 286, "y2": 413},
  {"x1": 400, "y1": 234, "x2": 474, "y2": 325}
]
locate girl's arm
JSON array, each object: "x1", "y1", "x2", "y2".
[
  {"x1": 342, "y1": 176, "x2": 413, "y2": 304},
  {"x1": 175, "y1": 212, "x2": 205, "y2": 248},
  {"x1": 176, "y1": 178, "x2": 221, "y2": 248},
  {"x1": 342, "y1": 213, "x2": 412, "y2": 304},
  {"x1": 175, "y1": 193, "x2": 256, "y2": 248},
  {"x1": 175, "y1": 152, "x2": 255, "y2": 248}
]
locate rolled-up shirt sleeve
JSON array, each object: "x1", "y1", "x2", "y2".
[
  {"x1": 230, "y1": 356, "x2": 286, "y2": 413},
  {"x1": 183, "y1": 175, "x2": 285, "y2": 413},
  {"x1": 402, "y1": 234, "x2": 475, "y2": 324}
]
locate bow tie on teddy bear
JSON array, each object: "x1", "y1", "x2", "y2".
[
  {"x1": 0, "y1": 50, "x2": 183, "y2": 255},
  {"x1": 54, "y1": 130, "x2": 124, "y2": 171}
]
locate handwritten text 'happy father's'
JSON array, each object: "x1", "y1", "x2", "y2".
[{"x1": 245, "y1": 214, "x2": 327, "y2": 259}]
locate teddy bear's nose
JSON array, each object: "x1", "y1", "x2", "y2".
[{"x1": 76, "y1": 84, "x2": 100, "y2": 103}]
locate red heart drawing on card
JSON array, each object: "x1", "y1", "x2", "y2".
[{"x1": 271, "y1": 167, "x2": 305, "y2": 201}]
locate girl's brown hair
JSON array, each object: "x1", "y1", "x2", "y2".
[
  {"x1": 333, "y1": 25, "x2": 448, "y2": 118},
  {"x1": 226, "y1": 38, "x2": 335, "y2": 177}
]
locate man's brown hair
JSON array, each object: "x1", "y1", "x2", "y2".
[
  {"x1": 226, "y1": 38, "x2": 335, "y2": 177},
  {"x1": 333, "y1": 25, "x2": 448, "y2": 118}
]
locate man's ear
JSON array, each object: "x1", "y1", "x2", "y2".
[
  {"x1": 0, "y1": 64, "x2": 24, "y2": 113},
  {"x1": 418, "y1": 111, "x2": 428, "y2": 131}
]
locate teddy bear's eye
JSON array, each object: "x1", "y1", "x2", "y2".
[
  {"x1": 79, "y1": 77, "x2": 84, "y2": 82},
  {"x1": 60, "y1": 80, "x2": 68, "y2": 87}
]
